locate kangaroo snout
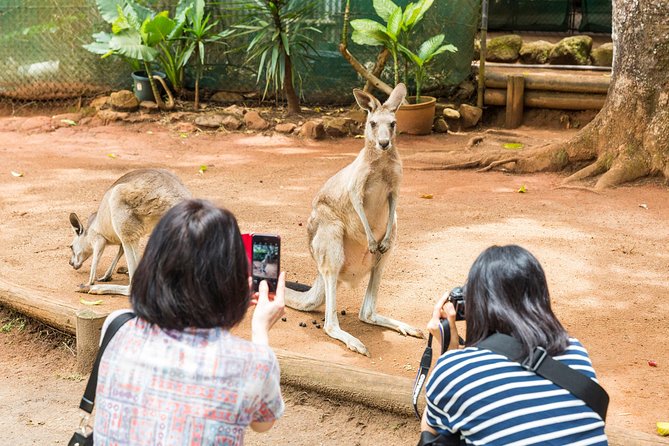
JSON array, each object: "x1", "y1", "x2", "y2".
[{"x1": 378, "y1": 139, "x2": 390, "y2": 150}]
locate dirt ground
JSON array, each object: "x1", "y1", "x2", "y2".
[{"x1": 0, "y1": 114, "x2": 668, "y2": 443}]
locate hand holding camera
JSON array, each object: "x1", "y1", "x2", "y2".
[{"x1": 427, "y1": 287, "x2": 464, "y2": 353}]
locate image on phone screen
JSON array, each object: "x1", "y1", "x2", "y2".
[{"x1": 252, "y1": 235, "x2": 280, "y2": 291}]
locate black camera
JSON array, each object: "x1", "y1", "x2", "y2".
[{"x1": 447, "y1": 286, "x2": 466, "y2": 321}]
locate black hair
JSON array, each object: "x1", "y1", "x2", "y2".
[
  {"x1": 131, "y1": 199, "x2": 250, "y2": 330},
  {"x1": 464, "y1": 245, "x2": 569, "y2": 356}
]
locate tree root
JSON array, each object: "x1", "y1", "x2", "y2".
[{"x1": 476, "y1": 158, "x2": 519, "y2": 172}]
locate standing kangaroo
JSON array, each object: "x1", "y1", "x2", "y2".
[
  {"x1": 285, "y1": 83, "x2": 423, "y2": 356},
  {"x1": 68, "y1": 168, "x2": 191, "y2": 296}
]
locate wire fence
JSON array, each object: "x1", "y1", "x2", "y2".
[{"x1": 1, "y1": 0, "x2": 610, "y2": 109}]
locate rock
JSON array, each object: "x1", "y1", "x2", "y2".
[
  {"x1": 433, "y1": 118, "x2": 449, "y2": 133},
  {"x1": 51, "y1": 112, "x2": 83, "y2": 128},
  {"x1": 123, "y1": 113, "x2": 159, "y2": 123},
  {"x1": 221, "y1": 115, "x2": 243, "y2": 130},
  {"x1": 244, "y1": 111, "x2": 270, "y2": 130},
  {"x1": 97, "y1": 110, "x2": 129, "y2": 123},
  {"x1": 298, "y1": 119, "x2": 325, "y2": 140},
  {"x1": 458, "y1": 104, "x2": 482, "y2": 128},
  {"x1": 519, "y1": 40, "x2": 554, "y2": 64},
  {"x1": 139, "y1": 101, "x2": 159, "y2": 113},
  {"x1": 195, "y1": 114, "x2": 225, "y2": 129},
  {"x1": 486, "y1": 35, "x2": 523, "y2": 63},
  {"x1": 435, "y1": 102, "x2": 456, "y2": 116},
  {"x1": 110, "y1": 90, "x2": 139, "y2": 112},
  {"x1": 275, "y1": 122, "x2": 297, "y2": 134},
  {"x1": 453, "y1": 80, "x2": 476, "y2": 102},
  {"x1": 19, "y1": 116, "x2": 53, "y2": 133},
  {"x1": 174, "y1": 122, "x2": 198, "y2": 133},
  {"x1": 210, "y1": 91, "x2": 245, "y2": 103},
  {"x1": 548, "y1": 35, "x2": 593, "y2": 65},
  {"x1": 443, "y1": 108, "x2": 461, "y2": 119},
  {"x1": 223, "y1": 104, "x2": 245, "y2": 118},
  {"x1": 89, "y1": 96, "x2": 109, "y2": 110},
  {"x1": 343, "y1": 109, "x2": 367, "y2": 125},
  {"x1": 323, "y1": 117, "x2": 354, "y2": 137},
  {"x1": 591, "y1": 42, "x2": 613, "y2": 67}
]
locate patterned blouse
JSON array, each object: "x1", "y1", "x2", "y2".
[{"x1": 93, "y1": 310, "x2": 284, "y2": 446}]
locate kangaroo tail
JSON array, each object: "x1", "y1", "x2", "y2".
[{"x1": 284, "y1": 274, "x2": 325, "y2": 311}]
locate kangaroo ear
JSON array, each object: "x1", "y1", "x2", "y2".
[
  {"x1": 69, "y1": 213, "x2": 84, "y2": 236},
  {"x1": 353, "y1": 89, "x2": 381, "y2": 113},
  {"x1": 383, "y1": 83, "x2": 407, "y2": 112}
]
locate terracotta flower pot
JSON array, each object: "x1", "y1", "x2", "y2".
[{"x1": 396, "y1": 96, "x2": 437, "y2": 135}]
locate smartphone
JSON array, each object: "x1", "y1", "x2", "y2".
[{"x1": 249, "y1": 233, "x2": 281, "y2": 292}]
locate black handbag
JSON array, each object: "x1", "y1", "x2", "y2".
[
  {"x1": 68, "y1": 312, "x2": 135, "y2": 446},
  {"x1": 417, "y1": 431, "x2": 464, "y2": 446}
]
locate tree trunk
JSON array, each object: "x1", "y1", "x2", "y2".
[
  {"x1": 419, "y1": 0, "x2": 669, "y2": 189},
  {"x1": 284, "y1": 53, "x2": 301, "y2": 115},
  {"x1": 551, "y1": 0, "x2": 669, "y2": 188}
]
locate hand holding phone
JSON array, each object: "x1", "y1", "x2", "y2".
[
  {"x1": 243, "y1": 233, "x2": 281, "y2": 292},
  {"x1": 251, "y1": 272, "x2": 286, "y2": 345}
]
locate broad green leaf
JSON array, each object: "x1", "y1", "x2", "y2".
[
  {"x1": 504, "y1": 142, "x2": 525, "y2": 150},
  {"x1": 94, "y1": 0, "x2": 123, "y2": 24},
  {"x1": 417, "y1": 34, "x2": 445, "y2": 60},
  {"x1": 351, "y1": 30, "x2": 385, "y2": 46},
  {"x1": 372, "y1": 0, "x2": 398, "y2": 22},
  {"x1": 412, "y1": 0, "x2": 435, "y2": 25},
  {"x1": 109, "y1": 31, "x2": 158, "y2": 61},
  {"x1": 125, "y1": 0, "x2": 154, "y2": 25},
  {"x1": 141, "y1": 14, "x2": 175, "y2": 47},
  {"x1": 386, "y1": 6, "x2": 403, "y2": 39},
  {"x1": 350, "y1": 19, "x2": 386, "y2": 35},
  {"x1": 403, "y1": 2, "x2": 420, "y2": 28},
  {"x1": 398, "y1": 43, "x2": 422, "y2": 67},
  {"x1": 83, "y1": 41, "x2": 113, "y2": 55}
]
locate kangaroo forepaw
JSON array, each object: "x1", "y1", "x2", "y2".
[
  {"x1": 368, "y1": 240, "x2": 379, "y2": 254},
  {"x1": 76, "y1": 284, "x2": 91, "y2": 293},
  {"x1": 378, "y1": 239, "x2": 391, "y2": 253}
]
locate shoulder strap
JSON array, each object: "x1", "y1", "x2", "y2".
[
  {"x1": 478, "y1": 333, "x2": 609, "y2": 421},
  {"x1": 78, "y1": 311, "x2": 136, "y2": 413}
]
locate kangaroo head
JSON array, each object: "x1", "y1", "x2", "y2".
[
  {"x1": 353, "y1": 83, "x2": 407, "y2": 152},
  {"x1": 69, "y1": 212, "x2": 94, "y2": 270}
]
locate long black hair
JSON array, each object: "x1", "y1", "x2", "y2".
[
  {"x1": 464, "y1": 245, "x2": 569, "y2": 356},
  {"x1": 131, "y1": 199, "x2": 250, "y2": 330}
]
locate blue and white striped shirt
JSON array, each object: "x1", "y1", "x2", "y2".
[{"x1": 425, "y1": 338, "x2": 607, "y2": 445}]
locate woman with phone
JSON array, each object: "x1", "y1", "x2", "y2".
[
  {"x1": 420, "y1": 245, "x2": 607, "y2": 445},
  {"x1": 93, "y1": 199, "x2": 286, "y2": 445}
]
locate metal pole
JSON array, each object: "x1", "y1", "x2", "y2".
[{"x1": 476, "y1": 0, "x2": 489, "y2": 109}]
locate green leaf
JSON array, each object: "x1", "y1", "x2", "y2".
[
  {"x1": 518, "y1": 184, "x2": 527, "y2": 193},
  {"x1": 372, "y1": 0, "x2": 399, "y2": 22},
  {"x1": 141, "y1": 14, "x2": 175, "y2": 47},
  {"x1": 83, "y1": 41, "x2": 113, "y2": 55},
  {"x1": 94, "y1": 0, "x2": 123, "y2": 24},
  {"x1": 417, "y1": 34, "x2": 445, "y2": 60},
  {"x1": 109, "y1": 30, "x2": 158, "y2": 61},
  {"x1": 503, "y1": 143, "x2": 525, "y2": 150},
  {"x1": 350, "y1": 19, "x2": 386, "y2": 35},
  {"x1": 386, "y1": 6, "x2": 403, "y2": 38},
  {"x1": 351, "y1": 30, "x2": 385, "y2": 46}
]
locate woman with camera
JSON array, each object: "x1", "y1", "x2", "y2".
[
  {"x1": 420, "y1": 245, "x2": 608, "y2": 445},
  {"x1": 93, "y1": 199, "x2": 286, "y2": 445}
]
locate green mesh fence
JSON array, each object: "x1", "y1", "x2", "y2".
[
  {"x1": 0, "y1": 0, "x2": 478, "y2": 106},
  {"x1": 0, "y1": 0, "x2": 127, "y2": 102},
  {"x1": 488, "y1": 0, "x2": 570, "y2": 32},
  {"x1": 579, "y1": 0, "x2": 612, "y2": 33}
]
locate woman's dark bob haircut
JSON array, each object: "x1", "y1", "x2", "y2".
[
  {"x1": 464, "y1": 244, "x2": 569, "y2": 356},
  {"x1": 131, "y1": 199, "x2": 250, "y2": 331}
]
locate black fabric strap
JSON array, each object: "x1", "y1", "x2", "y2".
[
  {"x1": 78, "y1": 312, "x2": 136, "y2": 413},
  {"x1": 477, "y1": 333, "x2": 609, "y2": 421}
]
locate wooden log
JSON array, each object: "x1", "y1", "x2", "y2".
[
  {"x1": 274, "y1": 348, "x2": 416, "y2": 417},
  {"x1": 0, "y1": 277, "x2": 77, "y2": 334},
  {"x1": 607, "y1": 427, "x2": 669, "y2": 446},
  {"x1": 75, "y1": 309, "x2": 107, "y2": 374},
  {"x1": 484, "y1": 70, "x2": 610, "y2": 94},
  {"x1": 485, "y1": 88, "x2": 606, "y2": 110},
  {"x1": 505, "y1": 75, "x2": 525, "y2": 129}
]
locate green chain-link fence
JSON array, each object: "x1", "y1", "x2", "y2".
[{"x1": 0, "y1": 0, "x2": 479, "y2": 107}]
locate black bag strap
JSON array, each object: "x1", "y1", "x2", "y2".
[
  {"x1": 478, "y1": 333, "x2": 609, "y2": 421},
  {"x1": 79, "y1": 311, "x2": 136, "y2": 413}
]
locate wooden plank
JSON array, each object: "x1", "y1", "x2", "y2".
[
  {"x1": 505, "y1": 75, "x2": 525, "y2": 129},
  {"x1": 485, "y1": 88, "x2": 606, "y2": 110},
  {"x1": 485, "y1": 70, "x2": 610, "y2": 94}
]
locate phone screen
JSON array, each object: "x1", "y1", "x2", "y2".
[{"x1": 251, "y1": 234, "x2": 280, "y2": 292}]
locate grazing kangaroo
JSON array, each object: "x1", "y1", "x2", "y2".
[
  {"x1": 68, "y1": 168, "x2": 191, "y2": 296},
  {"x1": 284, "y1": 83, "x2": 423, "y2": 356}
]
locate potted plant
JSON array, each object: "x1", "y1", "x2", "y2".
[
  {"x1": 349, "y1": 0, "x2": 457, "y2": 134},
  {"x1": 396, "y1": 34, "x2": 456, "y2": 134},
  {"x1": 84, "y1": 0, "x2": 204, "y2": 109}
]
